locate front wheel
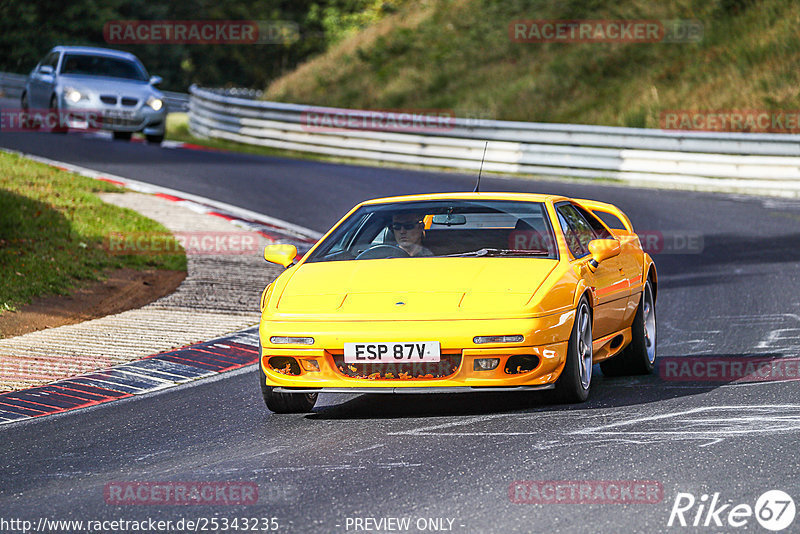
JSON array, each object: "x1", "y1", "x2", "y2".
[
  {"x1": 600, "y1": 279, "x2": 656, "y2": 376},
  {"x1": 552, "y1": 296, "x2": 593, "y2": 403},
  {"x1": 113, "y1": 131, "x2": 132, "y2": 141},
  {"x1": 21, "y1": 93, "x2": 39, "y2": 130},
  {"x1": 259, "y1": 365, "x2": 317, "y2": 413},
  {"x1": 49, "y1": 96, "x2": 67, "y2": 133},
  {"x1": 146, "y1": 133, "x2": 164, "y2": 144}
]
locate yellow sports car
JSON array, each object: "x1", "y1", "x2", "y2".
[{"x1": 258, "y1": 192, "x2": 657, "y2": 412}]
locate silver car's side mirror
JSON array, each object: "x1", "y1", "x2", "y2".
[
  {"x1": 149, "y1": 75, "x2": 162, "y2": 85},
  {"x1": 39, "y1": 65, "x2": 54, "y2": 75}
]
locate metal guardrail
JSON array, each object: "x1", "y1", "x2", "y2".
[
  {"x1": 0, "y1": 72, "x2": 27, "y2": 99},
  {"x1": 189, "y1": 85, "x2": 800, "y2": 196},
  {"x1": 0, "y1": 71, "x2": 190, "y2": 112}
]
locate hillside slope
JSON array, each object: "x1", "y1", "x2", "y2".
[{"x1": 263, "y1": 0, "x2": 800, "y2": 128}]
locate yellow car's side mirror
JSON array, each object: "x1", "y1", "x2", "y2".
[
  {"x1": 587, "y1": 239, "x2": 621, "y2": 271},
  {"x1": 264, "y1": 244, "x2": 298, "y2": 268}
]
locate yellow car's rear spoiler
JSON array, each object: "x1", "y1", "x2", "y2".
[{"x1": 574, "y1": 199, "x2": 634, "y2": 233}]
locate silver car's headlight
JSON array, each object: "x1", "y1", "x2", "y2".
[
  {"x1": 64, "y1": 87, "x2": 85, "y2": 103},
  {"x1": 146, "y1": 96, "x2": 163, "y2": 111}
]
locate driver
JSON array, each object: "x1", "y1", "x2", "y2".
[{"x1": 391, "y1": 213, "x2": 434, "y2": 257}]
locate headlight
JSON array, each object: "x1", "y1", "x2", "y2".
[
  {"x1": 64, "y1": 88, "x2": 83, "y2": 103},
  {"x1": 146, "y1": 96, "x2": 163, "y2": 111}
]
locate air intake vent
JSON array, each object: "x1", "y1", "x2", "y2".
[
  {"x1": 100, "y1": 95, "x2": 117, "y2": 105},
  {"x1": 121, "y1": 97, "x2": 138, "y2": 107}
]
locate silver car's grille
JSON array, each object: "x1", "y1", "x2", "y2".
[
  {"x1": 100, "y1": 95, "x2": 117, "y2": 105},
  {"x1": 121, "y1": 97, "x2": 138, "y2": 107}
]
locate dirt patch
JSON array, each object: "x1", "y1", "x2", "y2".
[{"x1": 0, "y1": 268, "x2": 186, "y2": 338}]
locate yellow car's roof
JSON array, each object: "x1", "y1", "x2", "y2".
[{"x1": 360, "y1": 192, "x2": 567, "y2": 205}]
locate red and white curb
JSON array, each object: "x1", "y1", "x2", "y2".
[
  {"x1": 0, "y1": 328, "x2": 260, "y2": 425},
  {"x1": 0, "y1": 150, "x2": 323, "y2": 424}
]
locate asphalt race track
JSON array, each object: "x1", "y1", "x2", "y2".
[{"x1": 2, "y1": 124, "x2": 800, "y2": 533}]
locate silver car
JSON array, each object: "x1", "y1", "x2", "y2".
[{"x1": 22, "y1": 46, "x2": 167, "y2": 143}]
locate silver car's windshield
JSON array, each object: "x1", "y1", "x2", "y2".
[
  {"x1": 60, "y1": 53, "x2": 148, "y2": 81},
  {"x1": 305, "y1": 199, "x2": 559, "y2": 262}
]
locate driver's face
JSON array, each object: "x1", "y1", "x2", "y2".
[{"x1": 392, "y1": 214, "x2": 423, "y2": 248}]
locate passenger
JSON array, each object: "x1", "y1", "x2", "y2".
[{"x1": 391, "y1": 213, "x2": 434, "y2": 257}]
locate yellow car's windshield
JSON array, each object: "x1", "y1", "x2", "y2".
[{"x1": 305, "y1": 200, "x2": 558, "y2": 262}]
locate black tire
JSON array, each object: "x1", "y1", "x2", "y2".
[
  {"x1": 49, "y1": 96, "x2": 67, "y2": 133},
  {"x1": 113, "y1": 131, "x2": 133, "y2": 141},
  {"x1": 21, "y1": 93, "x2": 39, "y2": 130},
  {"x1": 145, "y1": 133, "x2": 164, "y2": 144},
  {"x1": 259, "y1": 365, "x2": 317, "y2": 413},
  {"x1": 552, "y1": 296, "x2": 593, "y2": 403},
  {"x1": 600, "y1": 279, "x2": 657, "y2": 376}
]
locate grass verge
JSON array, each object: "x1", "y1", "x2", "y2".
[
  {"x1": 0, "y1": 151, "x2": 186, "y2": 315},
  {"x1": 262, "y1": 0, "x2": 800, "y2": 128}
]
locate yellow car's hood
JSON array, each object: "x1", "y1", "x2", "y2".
[{"x1": 273, "y1": 258, "x2": 558, "y2": 320}]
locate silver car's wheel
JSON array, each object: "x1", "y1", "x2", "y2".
[
  {"x1": 553, "y1": 296, "x2": 592, "y2": 403},
  {"x1": 600, "y1": 278, "x2": 657, "y2": 376}
]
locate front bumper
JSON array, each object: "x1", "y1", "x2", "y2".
[
  {"x1": 61, "y1": 97, "x2": 166, "y2": 134},
  {"x1": 259, "y1": 313, "x2": 574, "y2": 390},
  {"x1": 272, "y1": 385, "x2": 555, "y2": 394}
]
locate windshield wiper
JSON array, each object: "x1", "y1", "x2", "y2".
[{"x1": 444, "y1": 248, "x2": 551, "y2": 257}]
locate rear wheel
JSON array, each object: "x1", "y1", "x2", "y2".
[
  {"x1": 552, "y1": 296, "x2": 593, "y2": 403},
  {"x1": 600, "y1": 279, "x2": 656, "y2": 376},
  {"x1": 113, "y1": 131, "x2": 132, "y2": 141},
  {"x1": 259, "y1": 365, "x2": 317, "y2": 413}
]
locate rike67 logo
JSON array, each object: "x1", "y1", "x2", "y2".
[{"x1": 668, "y1": 490, "x2": 796, "y2": 531}]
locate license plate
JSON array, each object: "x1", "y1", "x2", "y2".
[
  {"x1": 103, "y1": 110, "x2": 134, "y2": 119},
  {"x1": 344, "y1": 341, "x2": 440, "y2": 363}
]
